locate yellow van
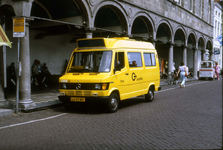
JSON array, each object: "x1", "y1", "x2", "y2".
[{"x1": 58, "y1": 37, "x2": 161, "y2": 112}]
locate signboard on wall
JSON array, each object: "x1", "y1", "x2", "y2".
[
  {"x1": 214, "y1": 50, "x2": 220, "y2": 55},
  {"x1": 13, "y1": 18, "x2": 25, "y2": 37}
]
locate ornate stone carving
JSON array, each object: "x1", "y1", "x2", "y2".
[
  {"x1": 89, "y1": 0, "x2": 94, "y2": 6},
  {"x1": 128, "y1": 8, "x2": 133, "y2": 18}
]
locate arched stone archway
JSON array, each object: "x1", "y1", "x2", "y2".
[
  {"x1": 187, "y1": 33, "x2": 196, "y2": 72},
  {"x1": 94, "y1": 5, "x2": 127, "y2": 38},
  {"x1": 198, "y1": 37, "x2": 205, "y2": 61},
  {"x1": 173, "y1": 28, "x2": 186, "y2": 68},
  {"x1": 156, "y1": 23, "x2": 172, "y2": 43},
  {"x1": 156, "y1": 22, "x2": 173, "y2": 74},
  {"x1": 0, "y1": 5, "x2": 15, "y2": 27},
  {"x1": 130, "y1": 14, "x2": 154, "y2": 41},
  {"x1": 206, "y1": 40, "x2": 213, "y2": 60},
  {"x1": 30, "y1": 0, "x2": 88, "y2": 39}
]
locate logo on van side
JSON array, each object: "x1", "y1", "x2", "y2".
[
  {"x1": 132, "y1": 72, "x2": 143, "y2": 81},
  {"x1": 132, "y1": 73, "x2": 137, "y2": 81}
]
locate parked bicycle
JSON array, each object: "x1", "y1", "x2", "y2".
[
  {"x1": 167, "y1": 71, "x2": 178, "y2": 85},
  {"x1": 187, "y1": 68, "x2": 193, "y2": 79}
]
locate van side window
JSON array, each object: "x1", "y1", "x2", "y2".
[
  {"x1": 128, "y1": 52, "x2": 142, "y2": 67},
  {"x1": 115, "y1": 52, "x2": 125, "y2": 70},
  {"x1": 151, "y1": 53, "x2": 156, "y2": 66},
  {"x1": 144, "y1": 53, "x2": 152, "y2": 66},
  {"x1": 144, "y1": 53, "x2": 156, "y2": 66}
]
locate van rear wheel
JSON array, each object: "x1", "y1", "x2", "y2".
[
  {"x1": 145, "y1": 88, "x2": 154, "y2": 102},
  {"x1": 107, "y1": 93, "x2": 119, "y2": 113}
]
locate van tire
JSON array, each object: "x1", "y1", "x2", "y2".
[
  {"x1": 107, "y1": 93, "x2": 119, "y2": 113},
  {"x1": 145, "y1": 88, "x2": 154, "y2": 102}
]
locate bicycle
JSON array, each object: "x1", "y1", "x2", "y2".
[{"x1": 167, "y1": 72, "x2": 178, "y2": 85}]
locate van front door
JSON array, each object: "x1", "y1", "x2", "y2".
[{"x1": 124, "y1": 52, "x2": 144, "y2": 99}]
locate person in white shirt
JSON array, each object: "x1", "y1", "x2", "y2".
[{"x1": 177, "y1": 62, "x2": 187, "y2": 88}]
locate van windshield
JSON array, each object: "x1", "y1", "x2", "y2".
[
  {"x1": 68, "y1": 51, "x2": 112, "y2": 73},
  {"x1": 200, "y1": 62, "x2": 213, "y2": 68}
]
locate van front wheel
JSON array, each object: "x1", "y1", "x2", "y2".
[
  {"x1": 107, "y1": 93, "x2": 119, "y2": 113},
  {"x1": 145, "y1": 88, "x2": 154, "y2": 102}
]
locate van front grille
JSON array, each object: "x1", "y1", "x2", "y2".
[
  {"x1": 75, "y1": 91, "x2": 82, "y2": 96},
  {"x1": 67, "y1": 90, "x2": 91, "y2": 96},
  {"x1": 84, "y1": 91, "x2": 91, "y2": 96},
  {"x1": 67, "y1": 91, "x2": 74, "y2": 96}
]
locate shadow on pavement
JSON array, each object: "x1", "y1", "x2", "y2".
[{"x1": 52, "y1": 97, "x2": 146, "y2": 114}]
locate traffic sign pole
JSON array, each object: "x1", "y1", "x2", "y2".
[{"x1": 13, "y1": 17, "x2": 25, "y2": 114}]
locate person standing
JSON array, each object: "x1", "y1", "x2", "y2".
[
  {"x1": 42, "y1": 63, "x2": 51, "y2": 86},
  {"x1": 7, "y1": 62, "x2": 16, "y2": 92},
  {"x1": 177, "y1": 62, "x2": 187, "y2": 88},
  {"x1": 32, "y1": 59, "x2": 42, "y2": 89},
  {"x1": 214, "y1": 62, "x2": 220, "y2": 80}
]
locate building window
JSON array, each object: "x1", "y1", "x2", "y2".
[
  {"x1": 189, "y1": 0, "x2": 193, "y2": 12},
  {"x1": 218, "y1": 22, "x2": 220, "y2": 36},
  {"x1": 208, "y1": 0, "x2": 211, "y2": 23},
  {"x1": 128, "y1": 52, "x2": 142, "y2": 67},
  {"x1": 200, "y1": 0, "x2": 203, "y2": 18},
  {"x1": 215, "y1": 20, "x2": 217, "y2": 38}
]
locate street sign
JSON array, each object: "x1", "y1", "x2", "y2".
[
  {"x1": 214, "y1": 50, "x2": 220, "y2": 55},
  {"x1": 13, "y1": 18, "x2": 25, "y2": 37}
]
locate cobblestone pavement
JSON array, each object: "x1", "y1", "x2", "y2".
[{"x1": 0, "y1": 80, "x2": 222, "y2": 150}]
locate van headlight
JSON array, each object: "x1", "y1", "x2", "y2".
[
  {"x1": 95, "y1": 84, "x2": 101, "y2": 90},
  {"x1": 94, "y1": 83, "x2": 109, "y2": 90},
  {"x1": 60, "y1": 83, "x2": 67, "y2": 89}
]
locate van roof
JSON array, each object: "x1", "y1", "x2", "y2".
[{"x1": 77, "y1": 37, "x2": 155, "y2": 50}]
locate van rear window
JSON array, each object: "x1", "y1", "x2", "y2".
[
  {"x1": 144, "y1": 53, "x2": 156, "y2": 66},
  {"x1": 78, "y1": 39, "x2": 105, "y2": 48}
]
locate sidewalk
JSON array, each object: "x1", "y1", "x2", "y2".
[
  {"x1": 0, "y1": 86, "x2": 61, "y2": 117},
  {"x1": 0, "y1": 78, "x2": 196, "y2": 117}
]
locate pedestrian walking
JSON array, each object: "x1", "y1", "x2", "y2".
[
  {"x1": 214, "y1": 62, "x2": 220, "y2": 80},
  {"x1": 177, "y1": 62, "x2": 187, "y2": 88}
]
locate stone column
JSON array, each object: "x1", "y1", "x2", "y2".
[
  {"x1": 210, "y1": 49, "x2": 214, "y2": 61},
  {"x1": 193, "y1": 48, "x2": 198, "y2": 79},
  {"x1": 152, "y1": 39, "x2": 156, "y2": 47},
  {"x1": 18, "y1": 21, "x2": 36, "y2": 110},
  {"x1": 183, "y1": 46, "x2": 187, "y2": 66},
  {"x1": 0, "y1": 47, "x2": 7, "y2": 106},
  {"x1": 168, "y1": 43, "x2": 174, "y2": 73},
  {"x1": 86, "y1": 32, "x2": 93, "y2": 38}
]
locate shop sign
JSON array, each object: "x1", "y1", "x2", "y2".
[
  {"x1": 13, "y1": 18, "x2": 25, "y2": 37},
  {"x1": 214, "y1": 50, "x2": 220, "y2": 55}
]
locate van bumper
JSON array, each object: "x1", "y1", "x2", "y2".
[
  {"x1": 58, "y1": 96, "x2": 110, "y2": 104},
  {"x1": 158, "y1": 87, "x2": 161, "y2": 91}
]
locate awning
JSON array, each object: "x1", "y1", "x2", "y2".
[
  {"x1": 214, "y1": 40, "x2": 221, "y2": 49},
  {"x1": 0, "y1": 25, "x2": 11, "y2": 48},
  {"x1": 216, "y1": 34, "x2": 222, "y2": 45}
]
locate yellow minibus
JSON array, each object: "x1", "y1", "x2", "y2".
[{"x1": 59, "y1": 37, "x2": 161, "y2": 112}]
